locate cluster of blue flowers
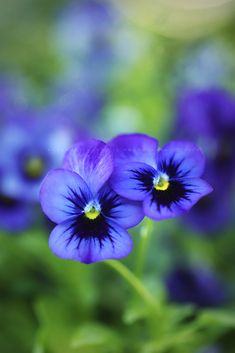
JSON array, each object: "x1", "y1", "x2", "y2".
[{"x1": 40, "y1": 134, "x2": 212, "y2": 264}]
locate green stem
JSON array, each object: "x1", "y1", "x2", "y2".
[
  {"x1": 106, "y1": 260, "x2": 159, "y2": 312},
  {"x1": 135, "y1": 218, "x2": 153, "y2": 277}
]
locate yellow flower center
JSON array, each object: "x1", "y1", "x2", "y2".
[
  {"x1": 84, "y1": 202, "x2": 101, "y2": 220},
  {"x1": 25, "y1": 158, "x2": 44, "y2": 178},
  {"x1": 85, "y1": 207, "x2": 100, "y2": 220},
  {"x1": 154, "y1": 175, "x2": 170, "y2": 191}
]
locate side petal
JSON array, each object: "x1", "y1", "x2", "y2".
[
  {"x1": 40, "y1": 168, "x2": 91, "y2": 223},
  {"x1": 143, "y1": 178, "x2": 213, "y2": 221},
  {"x1": 109, "y1": 133, "x2": 158, "y2": 168},
  {"x1": 98, "y1": 185, "x2": 144, "y2": 228},
  {"x1": 110, "y1": 162, "x2": 155, "y2": 201},
  {"x1": 158, "y1": 141, "x2": 206, "y2": 179},
  {"x1": 48, "y1": 220, "x2": 133, "y2": 264},
  {"x1": 63, "y1": 139, "x2": 113, "y2": 194}
]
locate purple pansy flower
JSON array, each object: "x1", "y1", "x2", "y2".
[
  {"x1": 165, "y1": 266, "x2": 226, "y2": 308},
  {"x1": 0, "y1": 166, "x2": 33, "y2": 232},
  {"x1": 0, "y1": 104, "x2": 76, "y2": 232},
  {"x1": 0, "y1": 193, "x2": 33, "y2": 232},
  {"x1": 40, "y1": 139, "x2": 144, "y2": 264},
  {"x1": 175, "y1": 88, "x2": 235, "y2": 233},
  {"x1": 109, "y1": 134, "x2": 212, "y2": 221},
  {"x1": 1, "y1": 113, "x2": 75, "y2": 203}
]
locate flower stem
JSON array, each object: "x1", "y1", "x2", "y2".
[
  {"x1": 105, "y1": 260, "x2": 159, "y2": 312},
  {"x1": 135, "y1": 218, "x2": 153, "y2": 277}
]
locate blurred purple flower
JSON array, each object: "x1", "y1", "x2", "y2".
[
  {"x1": 166, "y1": 266, "x2": 226, "y2": 308},
  {"x1": 46, "y1": 83, "x2": 105, "y2": 130},
  {"x1": 0, "y1": 171, "x2": 33, "y2": 232},
  {"x1": 1, "y1": 115, "x2": 75, "y2": 203},
  {"x1": 175, "y1": 88, "x2": 235, "y2": 233},
  {"x1": 109, "y1": 134, "x2": 212, "y2": 221},
  {"x1": 53, "y1": 0, "x2": 115, "y2": 88},
  {"x1": 0, "y1": 84, "x2": 78, "y2": 232},
  {"x1": 40, "y1": 139, "x2": 143, "y2": 263}
]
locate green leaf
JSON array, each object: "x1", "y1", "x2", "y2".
[
  {"x1": 197, "y1": 309, "x2": 235, "y2": 329},
  {"x1": 70, "y1": 322, "x2": 122, "y2": 353},
  {"x1": 123, "y1": 299, "x2": 149, "y2": 324}
]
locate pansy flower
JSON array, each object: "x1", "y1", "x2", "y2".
[
  {"x1": 165, "y1": 266, "x2": 226, "y2": 308},
  {"x1": 109, "y1": 134, "x2": 212, "y2": 220},
  {"x1": 1, "y1": 114, "x2": 75, "y2": 203},
  {"x1": 40, "y1": 139, "x2": 144, "y2": 264},
  {"x1": 175, "y1": 88, "x2": 235, "y2": 233},
  {"x1": 0, "y1": 178, "x2": 33, "y2": 232}
]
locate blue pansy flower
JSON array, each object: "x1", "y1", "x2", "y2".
[
  {"x1": 1, "y1": 114, "x2": 74, "y2": 203},
  {"x1": 40, "y1": 139, "x2": 144, "y2": 264},
  {"x1": 0, "y1": 175, "x2": 33, "y2": 232},
  {"x1": 165, "y1": 266, "x2": 226, "y2": 308},
  {"x1": 175, "y1": 88, "x2": 235, "y2": 233},
  {"x1": 109, "y1": 134, "x2": 212, "y2": 220}
]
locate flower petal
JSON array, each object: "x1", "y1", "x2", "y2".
[
  {"x1": 109, "y1": 133, "x2": 158, "y2": 168},
  {"x1": 110, "y1": 162, "x2": 155, "y2": 201},
  {"x1": 143, "y1": 178, "x2": 213, "y2": 220},
  {"x1": 98, "y1": 185, "x2": 144, "y2": 229},
  {"x1": 158, "y1": 141, "x2": 206, "y2": 179},
  {"x1": 48, "y1": 220, "x2": 133, "y2": 263},
  {"x1": 40, "y1": 168, "x2": 92, "y2": 223},
  {"x1": 63, "y1": 139, "x2": 113, "y2": 194}
]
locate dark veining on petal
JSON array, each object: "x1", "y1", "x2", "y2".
[
  {"x1": 159, "y1": 155, "x2": 191, "y2": 179},
  {"x1": 130, "y1": 167, "x2": 155, "y2": 192},
  {"x1": 151, "y1": 180, "x2": 199, "y2": 211},
  {"x1": 61, "y1": 186, "x2": 123, "y2": 249},
  {"x1": 98, "y1": 188, "x2": 122, "y2": 219}
]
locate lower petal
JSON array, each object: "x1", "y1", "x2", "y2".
[
  {"x1": 49, "y1": 220, "x2": 133, "y2": 264},
  {"x1": 143, "y1": 178, "x2": 213, "y2": 221}
]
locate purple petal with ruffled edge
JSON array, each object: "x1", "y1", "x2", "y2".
[
  {"x1": 110, "y1": 162, "x2": 156, "y2": 201},
  {"x1": 40, "y1": 168, "x2": 92, "y2": 223},
  {"x1": 98, "y1": 184, "x2": 144, "y2": 228},
  {"x1": 48, "y1": 220, "x2": 133, "y2": 263},
  {"x1": 109, "y1": 133, "x2": 158, "y2": 168},
  {"x1": 63, "y1": 139, "x2": 113, "y2": 194},
  {"x1": 143, "y1": 178, "x2": 213, "y2": 220},
  {"x1": 158, "y1": 141, "x2": 206, "y2": 179}
]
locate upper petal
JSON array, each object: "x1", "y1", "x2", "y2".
[
  {"x1": 143, "y1": 178, "x2": 213, "y2": 221},
  {"x1": 48, "y1": 220, "x2": 133, "y2": 264},
  {"x1": 40, "y1": 168, "x2": 92, "y2": 223},
  {"x1": 63, "y1": 139, "x2": 113, "y2": 194},
  {"x1": 109, "y1": 133, "x2": 158, "y2": 168},
  {"x1": 98, "y1": 184, "x2": 144, "y2": 228},
  {"x1": 158, "y1": 141, "x2": 206, "y2": 179},
  {"x1": 110, "y1": 161, "x2": 156, "y2": 201}
]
